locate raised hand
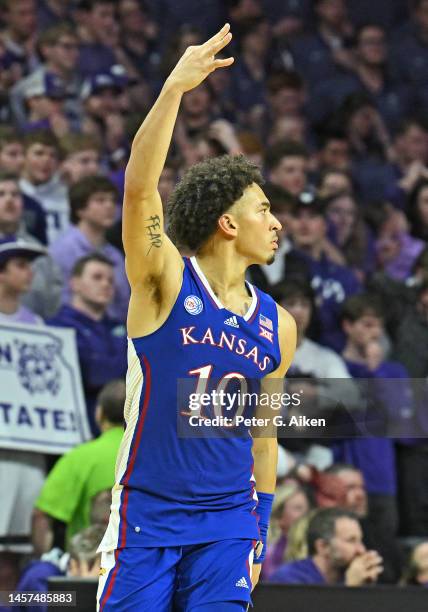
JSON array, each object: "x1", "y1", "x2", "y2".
[{"x1": 167, "y1": 24, "x2": 234, "y2": 94}]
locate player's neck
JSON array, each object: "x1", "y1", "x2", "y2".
[{"x1": 195, "y1": 250, "x2": 248, "y2": 298}]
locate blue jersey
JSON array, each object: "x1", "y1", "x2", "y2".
[{"x1": 99, "y1": 256, "x2": 281, "y2": 551}]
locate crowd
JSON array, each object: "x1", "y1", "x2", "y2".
[{"x1": 1, "y1": 0, "x2": 428, "y2": 602}]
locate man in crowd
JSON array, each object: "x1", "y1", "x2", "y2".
[
  {"x1": 60, "y1": 133, "x2": 102, "y2": 186},
  {"x1": 32, "y1": 379, "x2": 125, "y2": 555},
  {"x1": 10, "y1": 22, "x2": 81, "y2": 128},
  {"x1": 49, "y1": 175, "x2": 129, "y2": 321},
  {"x1": 0, "y1": 235, "x2": 45, "y2": 324},
  {"x1": 264, "y1": 140, "x2": 309, "y2": 197},
  {"x1": 0, "y1": 172, "x2": 61, "y2": 318},
  {"x1": 269, "y1": 508, "x2": 383, "y2": 586},
  {"x1": 288, "y1": 192, "x2": 360, "y2": 351},
  {"x1": 48, "y1": 254, "x2": 127, "y2": 432},
  {"x1": 19, "y1": 130, "x2": 68, "y2": 244}
]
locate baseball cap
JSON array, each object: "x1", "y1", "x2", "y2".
[
  {"x1": 81, "y1": 65, "x2": 134, "y2": 100},
  {"x1": 22, "y1": 73, "x2": 68, "y2": 100},
  {"x1": 0, "y1": 237, "x2": 47, "y2": 266},
  {"x1": 293, "y1": 190, "x2": 326, "y2": 216}
]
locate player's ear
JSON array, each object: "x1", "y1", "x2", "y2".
[{"x1": 218, "y1": 213, "x2": 238, "y2": 238}]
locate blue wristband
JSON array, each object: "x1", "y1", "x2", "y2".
[{"x1": 254, "y1": 492, "x2": 274, "y2": 564}]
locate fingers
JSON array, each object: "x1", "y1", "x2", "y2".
[
  {"x1": 213, "y1": 57, "x2": 235, "y2": 69},
  {"x1": 205, "y1": 23, "x2": 230, "y2": 46},
  {"x1": 210, "y1": 31, "x2": 233, "y2": 55}
]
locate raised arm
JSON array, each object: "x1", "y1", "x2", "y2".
[{"x1": 123, "y1": 24, "x2": 234, "y2": 336}]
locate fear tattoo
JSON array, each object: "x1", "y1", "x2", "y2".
[{"x1": 145, "y1": 215, "x2": 162, "y2": 254}]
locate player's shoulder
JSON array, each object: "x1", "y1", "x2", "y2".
[{"x1": 275, "y1": 303, "x2": 297, "y2": 337}]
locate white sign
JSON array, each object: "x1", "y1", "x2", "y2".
[{"x1": 0, "y1": 322, "x2": 91, "y2": 454}]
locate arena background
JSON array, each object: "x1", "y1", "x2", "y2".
[{"x1": 1, "y1": 0, "x2": 428, "y2": 610}]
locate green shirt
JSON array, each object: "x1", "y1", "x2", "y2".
[{"x1": 36, "y1": 427, "x2": 123, "y2": 545}]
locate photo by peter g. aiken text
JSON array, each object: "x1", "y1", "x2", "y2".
[{"x1": 187, "y1": 415, "x2": 327, "y2": 428}]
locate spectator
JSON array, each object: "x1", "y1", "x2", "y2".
[
  {"x1": 393, "y1": 281, "x2": 428, "y2": 538},
  {"x1": 0, "y1": 127, "x2": 25, "y2": 174},
  {"x1": 269, "y1": 508, "x2": 383, "y2": 586},
  {"x1": 32, "y1": 379, "x2": 125, "y2": 554},
  {"x1": 48, "y1": 254, "x2": 127, "y2": 432},
  {"x1": 20, "y1": 73, "x2": 71, "y2": 138},
  {"x1": 37, "y1": 0, "x2": 72, "y2": 30},
  {"x1": 0, "y1": 236, "x2": 45, "y2": 324},
  {"x1": 117, "y1": 0, "x2": 159, "y2": 81},
  {"x1": 0, "y1": 172, "x2": 61, "y2": 318},
  {"x1": 325, "y1": 191, "x2": 375, "y2": 279},
  {"x1": 10, "y1": 22, "x2": 81, "y2": 128},
  {"x1": 264, "y1": 141, "x2": 309, "y2": 197},
  {"x1": 80, "y1": 67, "x2": 131, "y2": 161},
  {"x1": 325, "y1": 463, "x2": 403, "y2": 582},
  {"x1": 290, "y1": 0, "x2": 354, "y2": 87},
  {"x1": 394, "y1": 281, "x2": 428, "y2": 378},
  {"x1": 0, "y1": 0, "x2": 38, "y2": 77},
  {"x1": 0, "y1": 128, "x2": 47, "y2": 244},
  {"x1": 402, "y1": 541, "x2": 428, "y2": 586},
  {"x1": 318, "y1": 168, "x2": 354, "y2": 197},
  {"x1": 17, "y1": 524, "x2": 105, "y2": 612},
  {"x1": 229, "y1": 17, "x2": 270, "y2": 116},
  {"x1": 288, "y1": 192, "x2": 360, "y2": 351},
  {"x1": 273, "y1": 278, "x2": 350, "y2": 378},
  {"x1": 77, "y1": 0, "x2": 118, "y2": 77},
  {"x1": 390, "y1": 0, "x2": 428, "y2": 107},
  {"x1": 49, "y1": 175, "x2": 129, "y2": 321},
  {"x1": 316, "y1": 130, "x2": 351, "y2": 173},
  {"x1": 310, "y1": 24, "x2": 411, "y2": 130},
  {"x1": 375, "y1": 205, "x2": 424, "y2": 281},
  {"x1": 408, "y1": 178, "x2": 428, "y2": 242},
  {"x1": 263, "y1": 483, "x2": 311, "y2": 579},
  {"x1": 60, "y1": 133, "x2": 102, "y2": 186},
  {"x1": 19, "y1": 130, "x2": 68, "y2": 244},
  {"x1": 0, "y1": 237, "x2": 47, "y2": 568},
  {"x1": 337, "y1": 294, "x2": 413, "y2": 543},
  {"x1": 386, "y1": 119, "x2": 428, "y2": 208}
]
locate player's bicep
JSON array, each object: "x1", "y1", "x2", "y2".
[{"x1": 122, "y1": 189, "x2": 181, "y2": 286}]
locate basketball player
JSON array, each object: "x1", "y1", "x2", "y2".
[{"x1": 97, "y1": 24, "x2": 296, "y2": 611}]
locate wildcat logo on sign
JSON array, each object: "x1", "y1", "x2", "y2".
[
  {"x1": 0, "y1": 322, "x2": 90, "y2": 454},
  {"x1": 15, "y1": 340, "x2": 61, "y2": 395}
]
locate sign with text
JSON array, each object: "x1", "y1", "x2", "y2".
[{"x1": 0, "y1": 322, "x2": 91, "y2": 454}]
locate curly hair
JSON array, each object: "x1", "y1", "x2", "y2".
[{"x1": 166, "y1": 154, "x2": 263, "y2": 251}]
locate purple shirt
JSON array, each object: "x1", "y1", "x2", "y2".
[
  {"x1": 269, "y1": 557, "x2": 326, "y2": 585},
  {"x1": 0, "y1": 306, "x2": 43, "y2": 325},
  {"x1": 49, "y1": 226, "x2": 130, "y2": 322},
  {"x1": 262, "y1": 536, "x2": 288, "y2": 580}
]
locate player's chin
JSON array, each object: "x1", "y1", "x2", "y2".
[{"x1": 266, "y1": 253, "x2": 276, "y2": 265}]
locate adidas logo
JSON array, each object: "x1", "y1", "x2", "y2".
[
  {"x1": 224, "y1": 315, "x2": 239, "y2": 328},
  {"x1": 235, "y1": 577, "x2": 249, "y2": 588}
]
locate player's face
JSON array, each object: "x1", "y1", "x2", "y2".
[
  {"x1": 329, "y1": 518, "x2": 365, "y2": 570},
  {"x1": 232, "y1": 183, "x2": 281, "y2": 265}
]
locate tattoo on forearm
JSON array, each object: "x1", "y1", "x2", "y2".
[{"x1": 145, "y1": 215, "x2": 162, "y2": 254}]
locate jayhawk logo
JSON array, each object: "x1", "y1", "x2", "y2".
[{"x1": 15, "y1": 340, "x2": 61, "y2": 395}]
